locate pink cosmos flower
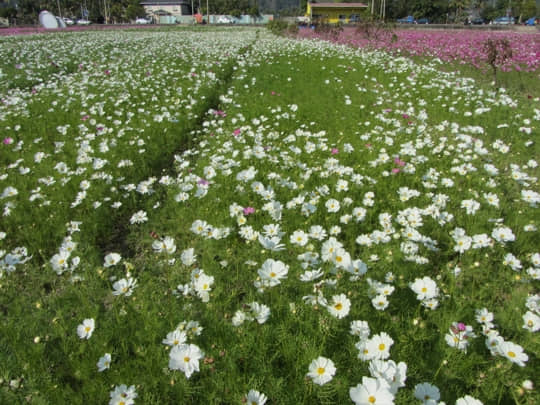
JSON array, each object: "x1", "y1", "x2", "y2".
[
  {"x1": 243, "y1": 206, "x2": 255, "y2": 215},
  {"x1": 331, "y1": 148, "x2": 339, "y2": 155},
  {"x1": 3, "y1": 137, "x2": 13, "y2": 145},
  {"x1": 394, "y1": 157, "x2": 406, "y2": 167},
  {"x1": 233, "y1": 128, "x2": 241, "y2": 136}
]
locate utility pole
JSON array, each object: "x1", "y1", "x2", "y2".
[
  {"x1": 57, "y1": 0, "x2": 62, "y2": 18},
  {"x1": 206, "y1": 0, "x2": 209, "y2": 23}
]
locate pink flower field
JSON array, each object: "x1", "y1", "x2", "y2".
[{"x1": 297, "y1": 27, "x2": 540, "y2": 73}]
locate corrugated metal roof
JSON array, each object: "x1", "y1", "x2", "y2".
[
  {"x1": 309, "y1": 2, "x2": 368, "y2": 8},
  {"x1": 140, "y1": 1, "x2": 190, "y2": 5}
]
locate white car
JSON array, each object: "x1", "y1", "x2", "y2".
[
  {"x1": 63, "y1": 17, "x2": 75, "y2": 25},
  {"x1": 76, "y1": 19, "x2": 90, "y2": 25},
  {"x1": 135, "y1": 18, "x2": 151, "y2": 24},
  {"x1": 217, "y1": 16, "x2": 234, "y2": 24}
]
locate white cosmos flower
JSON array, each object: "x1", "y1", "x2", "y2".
[
  {"x1": 522, "y1": 311, "x2": 540, "y2": 332},
  {"x1": 367, "y1": 332, "x2": 394, "y2": 360},
  {"x1": 50, "y1": 249, "x2": 71, "y2": 274},
  {"x1": 325, "y1": 198, "x2": 340, "y2": 213},
  {"x1": 455, "y1": 395, "x2": 483, "y2": 405},
  {"x1": 327, "y1": 294, "x2": 351, "y2": 319},
  {"x1": 168, "y1": 343, "x2": 204, "y2": 378},
  {"x1": 368, "y1": 359, "x2": 407, "y2": 394},
  {"x1": 109, "y1": 384, "x2": 137, "y2": 405},
  {"x1": 349, "y1": 376, "x2": 394, "y2": 405},
  {"x1": 162, "y1": 330, "x2": 187, "y2": 347},
  {"x1": 499, "y1": 341, "x2": 528, "y2": 367},
  {"x1": 103, "y1": 252, "x2": 121, "y2": 267},
  {"x1": 181, "y1": 248, "x2": 197, "y2": 266},
  {"x1": 307, "y1": 356, "x2": 336, "y2": 386},
  {"x1": 249, "y1": 302, "x2": 271, "y2": 324},
  {"x1": 257, "y1": 259, "x2": 288, "y2": 287},
  {"x1": 258, "y1": 234, "x2": 285, "y2": 251},
  {"x1": 245, "y1": 389, "x2": 268, "y2": 405},
  {"x1": 414, "y1": 382, "x2": 440, "y2": 404},
  {"x1": 290, "y1": 230, "x2": 309, "y2": 246},
  {"x1": 77, "y1": 318, "x2": 95, "y2": 339},
  {"x1": 371, "y1": 294, "x2": 389, "y2": 311},
  {"x1": 152, "y1": 236, "x2": 176, "y2": 254},
  {"x1": 350, "y1": 320, "x2": 370, "y2": 340},
  {"x1": 491, "y1": 226, "x2": 515, "y2": 243},
  {"x1": 97, "y1": 353, "x2": 111, "y2": 372},
  {"x1": 299, "y1": 268, "x2": 324, "y2": 282},
  {"x1": 192, "y1": 272, "x2": 214, "y2": 302},
  {"x1": 410, "y1": 277, "x2": 439, "y2": 301},
  {"x1": 129, "y1": 210, "x2": 148, "y2": 224},
  {"x1": 112, "y1": 277, "x2": 137, "y2": 297}
]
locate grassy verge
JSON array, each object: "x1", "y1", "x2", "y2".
[{"x1": 0, "y1": 28, "x2": 538, "y2": 404}]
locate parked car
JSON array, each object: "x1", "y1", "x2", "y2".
[
  {"x1": 135, "y1": 18, "x2": 151, "y2": 24},
  {"x1": 397, "y1": 16, "x2": 415, "y2": 24},
  {"x1": 216, "y1": 16, "x2": 234, "y2": 24},
  {"x1": 63, "y1": 17, "x2": 75, "y2": 25},
  {"x1": 76, "y1": 19, "x2": 90, "y2": 25},
  {"x1": 493, "y1": 16, "x2": 515, "y2": 25},
  {"x1": 524, "y1": 17, "x2": 537, "y2": 26},
  {"x1": 416, "y1": 18, "x2": 429, "y2": 24},
  {"x1": 471, "y1": 17, "x2": 485, "y2": 25}
]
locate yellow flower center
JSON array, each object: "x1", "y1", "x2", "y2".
[
  {"x1": 184, "y1": 356, "x2": 190, "y2": 363},
  {"x1": 270, "y1": 272, "x2": 276, "y2": 278},
  {"x1": 421, "y1": 287, "x2": 427, "y2": 293},
  {"x1": 378, "y1": 343, "x2": 385, "y2": 351},
  {"x1": 368, "y1": 396, "x2": 376, "y2": 403},
  {"x1": 85, "y1": 326, "x2": 91, "y2": 332},
  {"x1": 508, "y1": 351, "x2": 516, "y2": 358},
  {"x1": 334, "y1": 303, "x2": 343, "y2": 310},
  {"x1": 317, "y1": 367, "x2": 325, "y2": 375}
]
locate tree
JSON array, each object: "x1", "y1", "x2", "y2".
[
  {"x1": 449, "y1": 0, "x2": 470, "y2": 22},
  {"x1": 125, "y1": 1, "x2": 145, "y2": 21}
]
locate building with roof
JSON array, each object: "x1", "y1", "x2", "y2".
[
  {"x1": 140, "y1": 1, "x2": 193, "y2": 23},
  {"x1": 307, "y1": 2, "x2": 368, "y2": 24}
]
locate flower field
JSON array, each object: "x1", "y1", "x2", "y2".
[
  {"x1": 0, "y1": 27, "x2": 539, "y2": 404},
  {"x1": 297, "y1": 27, "x2": 540, "y2": 73}
]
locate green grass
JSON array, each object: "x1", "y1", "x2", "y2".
[{"x1": 0, "y1": 28, "x2": 538, "y2": 404}]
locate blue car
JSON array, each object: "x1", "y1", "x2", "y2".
[
  {"x1": 397, "y1": 16, "x2": 415, "y2": 24},
  {"x1": 525, "y1": 17, "x2": 537, "y2": 26}
]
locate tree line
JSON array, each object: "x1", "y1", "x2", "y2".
[
  {"x1": 0, "y1": 0, "x2": 146, "y2": 24},
  {"x1": 1, "y1": 0, "x2": 538, "y2": 25}
]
